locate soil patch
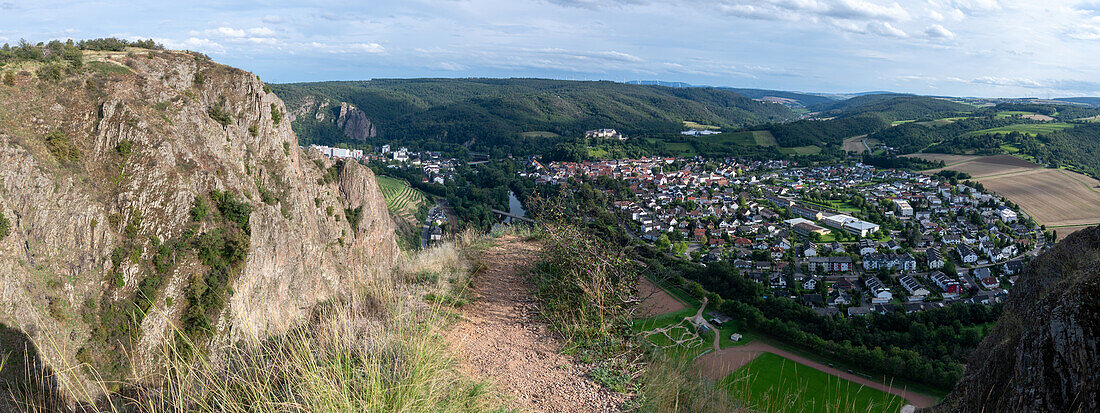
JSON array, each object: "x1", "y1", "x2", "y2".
[{"x1": 636, "y1": 278, "x2": 687, "y2": 318}]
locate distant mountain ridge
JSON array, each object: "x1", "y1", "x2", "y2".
[{"x1": 272, "y1": 78, "x2": 797, "y2": 154}]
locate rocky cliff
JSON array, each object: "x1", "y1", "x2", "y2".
[
  {"x1": 335, "y1": 102, "x2": 377, "y2": 141},
  {"x1": 0, "y1": 50, "x2": 398, "y2": 396},
  {"x1": 932, "y1": 225, "x2": 1100, "y2": 412}
]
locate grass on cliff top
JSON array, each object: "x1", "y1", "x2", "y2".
[{"x1": 6, "y1": 231, "x2": 508, "y2": 413}]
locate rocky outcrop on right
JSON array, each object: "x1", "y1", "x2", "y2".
[{"x1": 932, "y1": 225, "x2": 1100, "y2": 412}]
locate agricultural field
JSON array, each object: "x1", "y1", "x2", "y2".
[
  {"x1": 376, "y1": 175, "x2": 430, "y2": 222},
  {"x1": 979, "y1": 168, "x2": 1100, "y2": 229},
  {"x1": 721, "y1": 353, "x2": 908, "y2": 413},
  {"x1": 922, "y1": 154, "x2": 1041, "y2": 178},
  {"x1": 964, "y1": 122, "x2": 1074, "y2": 136},
  {"x1": 910, "y1": 154, "x2": 1100, "y2": 237},
  {"x1": 683, "y1": 120, "x2": 721, "y2": 130},
  {"x1": 841, "y1": 135, "x2": 868, "y2": 153},
  {"x1": 752, "y1": 130, "x2": 778, "y2": 146},
  {"x1": 902, "y1": 153, "x2": 983, "y2": 166}
]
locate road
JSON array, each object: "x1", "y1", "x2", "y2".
[
  {"x1": 421, "y1": 202, "x2": 444, "y2": 249},
  {"x1": 696, "y1": 341, "x2": 939, "y2": 409}
]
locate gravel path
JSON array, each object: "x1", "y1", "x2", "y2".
[{"x1": 446, "y1": 235, "x2": 625, "y2": 413}]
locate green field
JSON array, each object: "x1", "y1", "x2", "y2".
[
  {"x1": 721, "y1": 353, "x2": 907, "y2": 413},
  {"x1": 753, "y1": 130, "x2": 778, "y2": 146},
  {"x1": 994, "y1": 110, "x2": 1036, "y2": 119},
  {"x1": 377, "y1": 175, "x2": 429, "y2": 221},
  {"x1": 965, "y1": 122, "x2": 1074, "y2": 136}
]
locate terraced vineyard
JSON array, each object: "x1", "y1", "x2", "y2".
[{"x1": 377, "y1": 175, "x2": 430, "y2": 222}]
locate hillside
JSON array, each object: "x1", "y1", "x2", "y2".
[
  {"x1": 271, "y1": 78, "x2": 796, "y2": 155},
  {"x1": 0, "y1": 47, "x2": 398, "y2": 401},
  {"x1": 816, "y1": 94, "x2": 974, "y2": 122},
  {"x1": 932, "y1": 225, "x2": 1100, "y2": 412}
]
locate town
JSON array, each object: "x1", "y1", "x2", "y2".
[{"x1": 526, "y1": 157, "x2": 1048, "y2": 317}]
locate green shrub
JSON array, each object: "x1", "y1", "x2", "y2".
[
  {"x1": 0, "y1": 211, "x2": 10, "y2": 240},
  {"x1": 115, "y1": 139, "x2": 133, "y2": 157},
  {"x1": 345, "y1": 206, "x2": 363, "y2": 232},
  {"x1": 193, "y1": 72, "x2": 204, "y2": 85},
  {"x1": 258, "y1": 185, "x2": 277, "y2": 206},
  {"x1": 2, "y1": 72, "x2": 14, "y2": 86},
  {"x1": 248, "y1": 124, "x2": 258, "y2": 137},
  {"x1": 36, "y1": 64, "x2": 63, "y2": 82},
  {"x1": 190, "y1": 196, "x2": 209, "y2": 222},
  {"x1": 44, "y1": 130, "x2": 81, "y2": 162},
  {"x1": 270, "y1": 103, "x2": 282, "y2": 125},
  {"x1": 210, "y1": 190, "x2": 253, "y2": 232},
  {"x1": 208, "y1": 103, "x2": 232, "y2": 126},
  {"x1": 283, "y1": 141, "x2": 291, "y2": 156},
  {"x1": 263, "y1": 83, "x2": 271, "y2": 93}
]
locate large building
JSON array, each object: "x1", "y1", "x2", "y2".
[
  {"x1": 309, "y1": 145, "x2": 363, "y2": 160},
  {"x1": 893, "y1": 199, "x2": 914, "y2": 217},
  {"x1": 793, "y1": 222, "x2": 831, "y2": 238},
  {"x1": 807, "y1": 256, "x2": 852, "y2": 273},
  {"x1": 585, "y1": 129, "x2": 624, "y2": 140}
]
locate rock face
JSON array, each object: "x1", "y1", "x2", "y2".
[
  {"x1": 0, "y1": 50, "x2": 398, "y2": 395},
  {"x1": 335, "y1": 102, "x2": 377, "y2": 141},
  {"x1": 932, "y1": 226, "x2": 1100, "y2": 412}
]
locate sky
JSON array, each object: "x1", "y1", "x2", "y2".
[{"x1": 3, "y1": 0, "x2": 1100, "y2": 97}]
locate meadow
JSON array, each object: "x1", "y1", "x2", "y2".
[
  {"x1": 964, "y1": 122, "x2": 1074, "y2": 136},
  {"x1": 722, "y1": 353, "x2": 908, "y2": 413}
]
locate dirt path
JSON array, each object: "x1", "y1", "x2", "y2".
[
  {"x1": 445, "y1": 235, "x2": 625, "y2": 413},
  {"x1": 696, "y1": 341, "x2": 939, "y2": 409}
]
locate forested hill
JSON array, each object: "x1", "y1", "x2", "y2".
[
  {"x1": 271, "y1": 78, "x2": 796, "y2": 156},
  {"x1": 815, "y1": 94, "x2": 975, "y2": 122}
]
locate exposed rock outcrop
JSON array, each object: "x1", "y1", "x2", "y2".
[
  {"x1": 0, "y1": 50, "x2": 398, "y2": 398},
  {"x1": 335, "y1": 102, "x2": 377, "y2": 141},
  {"x1": 931, "y1": 225, "x2": 1100, "y2": 412}
]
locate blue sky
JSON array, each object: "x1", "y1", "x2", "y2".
[{"x1": 3, "y1": 0, "x2": 1100, "y2": 97}]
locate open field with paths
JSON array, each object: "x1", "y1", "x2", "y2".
[{"x1": 697, "y1": 342, "x2": 937, "y2": 409}]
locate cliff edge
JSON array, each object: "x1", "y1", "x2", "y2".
[
  {"x1": 932, "y1": 225, "x2": 1100, "y2": 412},
  {"x1": 0, "y1": 49, "x2": 398, "y2": 397}
]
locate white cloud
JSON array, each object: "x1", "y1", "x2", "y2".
[
  {"x1": 163, "y1": 37, "x2": 225, "y2": 53},
  {"x1": 867, "y1": 22, "x2": 908, "y2": 37},
  {"x1": 924, "y1": 24, "x2": 955, "y2": 39},
  {"x1": 351, "y1": 42, "x2": 386, "y2": 53}
]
